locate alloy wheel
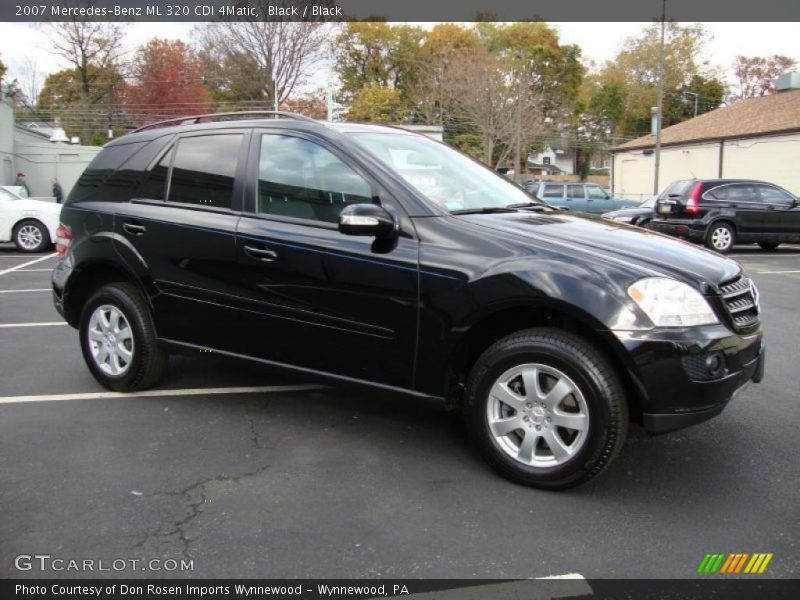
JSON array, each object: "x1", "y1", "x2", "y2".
[
  {"x1": 87, "y1": 305, "x2": 134, "y2": 376},
  {"x1": 16, "y1": 225, "x2": 43, "y2": 250}
]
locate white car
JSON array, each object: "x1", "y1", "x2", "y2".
[{"x1": 0, "y1": 186, "x2": 61, "y2": 252}]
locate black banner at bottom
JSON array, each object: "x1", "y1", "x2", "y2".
[{"x1": 3, "y1": 579, "x2": 800, "y2": 600}]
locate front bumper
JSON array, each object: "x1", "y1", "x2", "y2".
[{"x1": 615, "y1": 324, "x2": 764, "y2": 434}]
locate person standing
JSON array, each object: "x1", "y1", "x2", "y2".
[
  {"x1": 14, "y1": 172, "x2": 30, "y2": 196},
  {"x1": 52, "y1": 177, "x2": 64, "y2": 204}
]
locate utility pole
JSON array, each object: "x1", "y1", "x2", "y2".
[
  {"x1": 653, "y1": 0, "x2": 667, "y2": 196},
  {"x1": 514, "y1": 52, "x2": 523, "y2": 182}
]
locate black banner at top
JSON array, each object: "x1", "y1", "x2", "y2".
[{"x1": 4, "y1": 0, "x2": 800, "y2": 23}]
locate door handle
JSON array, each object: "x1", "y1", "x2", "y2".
[
  {"x1": 244, "y1": 244, "x2": 278, "y2": 261},
  {"x1": 123, "y1": 221, "x2": 146, "y2": 235}
]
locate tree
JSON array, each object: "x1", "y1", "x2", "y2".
[
  {"x1": 43, "y1": 16, "x2": 126, "y2": 141},
  {"x1": 334, "y1": 21, "x2": 425, "y2": 106},
  {"x1": 347, "y1": 84, "x2": 409, "y2": 123},
  {"x1": 281, "y1": 90, "x2": 328, "y2": 119},
  {"x1": 127, "y1": 38, "x2": 213, "y2": 121},
  {"x1": 199, "y1": 50, "x2": 264, "y2": 106},
  {"x1": 197, "y1": 3, "x2": 328, "y2": 109},
  {"x1": 731, "y1": 55, "x2": 797, "y2": 100},
  {"x1": 442, "y1": 47, "x2": 522, "y2": 166}
]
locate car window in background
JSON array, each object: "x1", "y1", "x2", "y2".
[
  {"x1": 168, "y1": 134, "x2": 243, "y2": 209},
  {"x1": 726, "y1": 184, "x2": 756, "y2": 202},
  {"x1": 567, "y1": 185, "x2": 585, "y2": 199},
  {"x1": 586, "y1": 186, "x2": 607, "y2": 200},
  {"x1": 660, "y1": 180, "x2": 692, "y2": 199},
  {"x1": 348, "y1": 132, "x2": 537, "y2": 212},
  {"x1": 542, "y1": 184, "x2": 564, "y2": 198},
  {"x1": 257, "y1": 134, "x2": 372, "y2": 223},
  {"x1": 757, "y1": 185, "x2": 795, "y2": 204},
  {"x1": 705, "y1": 186, "x2": 728, "y2": 200}
]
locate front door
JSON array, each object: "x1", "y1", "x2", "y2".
[{"x1": 231, "y1": 131, "x2": 420, "y2": 390}]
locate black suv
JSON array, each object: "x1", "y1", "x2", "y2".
[
  {"x1": 52, "y1": 112, "x2": 765, "y2": 489},
  {"x1": 651, "y1": 178, "x2": 800, "y2": 253}
]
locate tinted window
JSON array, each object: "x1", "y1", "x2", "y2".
[
  {"x1": 586, "y1": 185, "x2": 607, "y2": 200},
  {"x1": 726, "y1": 184, "x2": 756, "y2": 202},
  {"x1": 140, "y1": 147, "x2": 173, "y2": 200},
  {"x1": 705, "y1": 186, "x2": 728, "y2": 200},
  {"x1": 542, "y1": 184, "x2": 564, "y2": 198},
  {"x1": 168, "y1": 134, "x2": 243, "y2": 209},
  {"x1": 66, "y1": 141, "x2": 147, "y2": 204},
  {"x1": 757, "y1": 185, "x2": 794, "y2": 204},
  {"x1": 567, "y1": 185, "x2": 585, "y2": 199},
  {"x1": 257, "y1": 135, "x2": 372, "y2": 223},
  {"x1": 660, "y1": 180, "x2": 693, "y2": 200}
]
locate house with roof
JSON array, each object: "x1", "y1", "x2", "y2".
[{"x1": 610, "y1": 72, "x2": 800, "y2": 197}]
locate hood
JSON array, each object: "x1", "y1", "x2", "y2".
[
  {"x1": 602, "y1": 206, "x2": 653, "y2": 218},
  {"x1": 460, "y1": 211, "x2": 741, "y2": 288}
]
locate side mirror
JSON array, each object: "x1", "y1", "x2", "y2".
[{"x1": 339, "y1": 203, "x2": 398, "y2": 238}]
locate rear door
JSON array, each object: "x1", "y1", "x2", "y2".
[
  {"x1": 231, "y1": 130, "x2": 420, "y2": 389},
  {"x1": 540, "y1": 183, "x2": 565, "y2": 208},
  {"x1": 114, "y1": 130, "x2": 249, "y2": 348},
  {"x1": 717, "y1": 183, "x2": 763, "y2": 237}
]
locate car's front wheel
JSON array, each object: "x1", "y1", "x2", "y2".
[
  {"x1": 463, "y1": 328, "x2": 628, "y2": 489},
  {"x1": 79, "y1": 283, "x2": 168, "y2": 392},
  {"x1": 13, "y1": 220, "x2": 50, "y2": 253},
  {"x1": 706, "y1": 222, "x2": 735, "y2": 253}
]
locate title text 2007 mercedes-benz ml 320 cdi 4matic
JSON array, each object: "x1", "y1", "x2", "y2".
[{"x1": 52, "y1": 112, "x2": 765, "y2": 489}]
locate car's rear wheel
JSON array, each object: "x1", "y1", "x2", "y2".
[
  {"x1": 79, "y1": 283, "x2": 167, "y2": 392},
  {"x1": 758, "y1": 242, "x2": 780, "y2": 251},
  {"x1": 463, "y1": 328, "x2": 628, "y2": 489},
  {"x1": 706, "y1": 222, "x2": 735, "y2": 253},
  {"x1": 13, "y1": 220, "x2": 50, "y2": 253}
]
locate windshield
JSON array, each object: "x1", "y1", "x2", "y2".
[
  {"x1": 346, "y1": 132, "x2": 538, "y2": 212},
  {"x1": 641, "y1": 196, "x2": 656, "y2": 208},
  {"x1": 0, "y1": 188, "x2": 21, "y2": 202}
]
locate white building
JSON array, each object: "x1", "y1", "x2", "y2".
[
  {"x1": 0, "y1": 95, "x2": 101, "y2": 197},
  {"x1": 610, "y1": 73, "x2": 800, "y2": 197}
]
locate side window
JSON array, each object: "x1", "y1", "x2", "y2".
[
  {"x1": 705, "y1": 186, "x2": 727, "y2": 201},
  {"x1": 256, "y1": 134, "x2": 372, "y2": 223},
  {"x1": 542, "y1": 184, "x2": 564, "y2": 198},
  {"x1": 757, "y1": 185, "x2": 794, "y2": 205},
  {"x1": 167, "y1": 134, "x2": 243, "y2": 209},
  {"x1": 586, "y1": 185, "x2": 607, "y2": 200},
  {"x1": 140, "y1": 148, "x2": 173, "y2": 200},
  {"x1": 567, "y1": 185, "x2": 585, "y2": 199},
  {"x1": 726, "y1": 184, "x2": 756, "y2": 202}
]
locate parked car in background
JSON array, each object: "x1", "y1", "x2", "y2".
[
  {"x1": 603, "y1": 196, "x2": 657, "y2": 228},
  {"x1": 651, "y1": 179, "x2": 800, "y2": 253},
  {"x1": 532, "y1": 182, "x2": 639, "y2": 214},
  {"x1": 0, "y1": 185, "x2": 61, "y2": 252}
]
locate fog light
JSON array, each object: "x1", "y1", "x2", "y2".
[{"x1": 705, "y1": 353, "x2": 725, "y2": 377}]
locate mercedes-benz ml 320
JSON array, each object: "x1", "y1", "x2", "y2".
[{"x1": 52, "y1": 112, "x2": 765, "y2": 489}]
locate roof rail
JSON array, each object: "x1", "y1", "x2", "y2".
[{"x1": 128, "y1": 110, "x2": 317, "y2": 134}]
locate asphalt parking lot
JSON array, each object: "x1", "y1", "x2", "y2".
[{"x1": 1, "y1": 243, "x2": 798, "y2": 580}]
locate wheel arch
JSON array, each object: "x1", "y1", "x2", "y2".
[
  {"x1": 443, "y1": 300, "x2": 645, "y2": 424},
  {"x1": 63, "y1": 260, "x2": 150, "y2": 328}
]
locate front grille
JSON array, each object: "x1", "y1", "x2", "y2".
[{"x1": 719, "y1": 276, "x2": 759, "y2": 330}]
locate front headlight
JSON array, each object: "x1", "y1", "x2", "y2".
[
  {"x1": 628, "y1": 277, "x2": 718, "y2": 327},
  {"x1": 613, "y1": 216, "x2": 633, "y2": 223}
]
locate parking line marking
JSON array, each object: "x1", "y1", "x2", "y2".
[
  {"x1": 0, "y1": 288, "x2": 50, "y2": 293},
  {"x1": 0, "y1": 253, "x2": 57, "y2": 276},
  {"x1": 755, "y1": 270, "x2": 800, "y2": 275},
  {"x1": 9, "y1": 268, "x2": 52, "y2": 272},
  {"x1": 0, "y1": 384, "x2": 326, "y2": 405},
  {"x1": 0, "y1": 322, "x2": 68, "y2": 328}
]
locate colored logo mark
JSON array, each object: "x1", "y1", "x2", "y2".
[{"x1": 697, "y1": 553, "x2": 773, "y2": 574}]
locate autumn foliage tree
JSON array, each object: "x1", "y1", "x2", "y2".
[
  {"x1": 127, "y1": 38, "x2": 212, "y2": 122},
  {"x1": 731, "y1": 55, "x2": 797, "y2": 101}
]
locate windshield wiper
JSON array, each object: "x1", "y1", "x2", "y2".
[
  {"x1": 505, "y1": 201, "x2": 552, "y2": 211},
  {"x1": 450, "y1": 207, "x2": 518, "y2": 215}
]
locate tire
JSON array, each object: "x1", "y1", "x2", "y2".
[
  {"x1": 705, "y1": 222, "x2": 735, "y2": 254},
  {"x1": 759, "y1": 242, "x2": 780, "y2": 251},
  {"x1": 13, "y1": 220, "x2": 50, "y2": 253},
  {"x1": 463, "y1": 328, "x2": 628, "y2": 490},
  {"x1": 79, "y1": 282, "x2": 168, "y2": 392}
]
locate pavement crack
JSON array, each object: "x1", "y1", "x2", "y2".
[
  {"x1": 247, "y1": 415, "x2": 265, "y2": 450},
  {"x1": 131, "y1": 464, "x2": 272, "y2": 558}
]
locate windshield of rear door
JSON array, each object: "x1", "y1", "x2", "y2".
[{"x1": 345, "y1": 131, "x2": 538, "y2": 212}]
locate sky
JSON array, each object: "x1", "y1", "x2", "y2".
[{"x1": 0, "y1": 21, "x2": 798, "y2": 97}]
